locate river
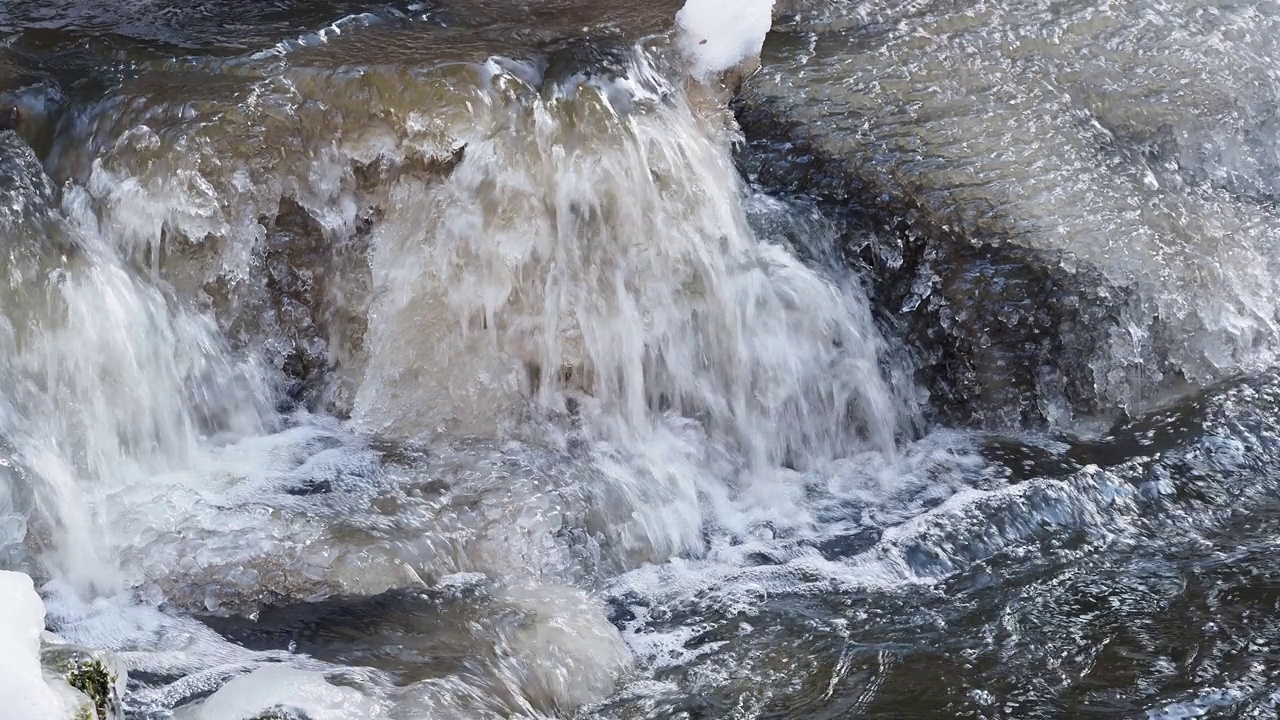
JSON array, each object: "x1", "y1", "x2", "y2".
[{"x1": 2, "y1": 1, "x2": 1280, "y2": 718}]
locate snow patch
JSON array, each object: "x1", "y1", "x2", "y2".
[{"x1": 675, "y1": 0, "x2": 775, "y2": 81}]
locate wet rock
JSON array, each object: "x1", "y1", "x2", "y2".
[
  {"x1": 189, "y1": 141, "x2": 467, "y2": 417},
  {"x1": 197, "y1": 196, "x2": 372, "y2": 416},
  {"x1": 0, "y1": 124, "x2": 57, "y2": 227},
  {"x1": 0, "y1": 105, "x2": 19, "y2": 131},
  {"x1": 184, "y1": 665, "x2": 384, "y2": 720},
  {"x1": 0, "y1": 46, "x2": 83, "y2": 159},
  {"x1": 352, "y1": 144, "x2": 466, "y2": 198},
  {"x1": 199, "y1": 583, "x2": 626, "y2": 716},
  {"x1": 542, "y1": 38, "x2": 631, "y2": 88},
  {"x1": 430, "y1": 0, "x2": 683, "y2": 46},
  {"x1": 262, "y1": 197, "x2": 359, "y2": 411}
]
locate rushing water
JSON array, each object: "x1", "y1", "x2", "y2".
[{"x1": 3, "y1": 1, "x2": 1280, "y2": 719}]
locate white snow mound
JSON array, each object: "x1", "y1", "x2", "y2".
[{"x1": 675, "y1": 0, "x2": 776, "y2": 81}]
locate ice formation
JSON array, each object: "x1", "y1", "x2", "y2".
[{"x1": 0, "y1": 572, "x2": 78, "y2": 720}]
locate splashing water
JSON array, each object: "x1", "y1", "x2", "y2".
[{"x1": 0, "y1": 5, "x2": 923, "y2": 716}]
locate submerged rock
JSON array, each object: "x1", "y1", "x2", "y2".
[
  {"x1": 190, "y1": 192, "x2": 375, "y2": 417},
  {"x1": 249, "y1": 710, "x2": 312, "y2": 720},
  {"x1": 196, "y1": 583, "x2": 629, "y2": 718}
]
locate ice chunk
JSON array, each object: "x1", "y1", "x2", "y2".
[
  {"x1": 189, "y1": 665, "x2": 388, "y2": 720},
  {"x1": 675, "y1": 0, "x2": 775, "y2": 81},
  {"x1": 0, "y1": 571, "x2": 78, "y2": 720}
]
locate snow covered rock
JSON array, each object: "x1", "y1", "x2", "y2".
[{"x1": 675, "y1": 0, "x2": 775, "y2": 87}]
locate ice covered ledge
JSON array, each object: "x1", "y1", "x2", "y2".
[{"x1": 0, "y1": 571, "x2": 124, "y2": 720}]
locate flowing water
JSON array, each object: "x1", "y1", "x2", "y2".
[{"x1": 2, "y1": 1, "x2": 1280, "y2": 718}]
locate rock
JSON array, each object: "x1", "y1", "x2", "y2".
[
  {"x1": 0, "y1": 125, "x2": 57, "y2": 229},
  {"x1": 179, "y1": 142, "x2": 466, "y2": 417},
  {"x1": 0, "y1": 105, "x2": 19, "y2": 131},
  {"x1": 248, "y1": 710, "x2": 312, "y2": 720},
  {"x1": 675, "y1": 0, "x2": 776, "y2": 103},
  {"x1": 0, "y1": 572, "x2": 125, "y2": 720},
  {"x1": 675, "y1": 0, "x2": 774, "y2": 85},
  {"x1": 39, "y1": 640, "x2": 125, "y2": 717},
  {"x1": 0, "y1": 46, "x2": 77, "y2": 159},
  {"x1": 39, "y1": 645, "x2": 127, "y2": 720},
  {"x1": 195, "y1": 195, "x2": 374, "y2": 416}
]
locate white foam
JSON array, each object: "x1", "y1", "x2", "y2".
[
  {"x1": 0, "y1": 572, "x2": 78, "y2": 720},
  {"x1": 675, "y1": 0, "x2": 775, "y2": 81}
]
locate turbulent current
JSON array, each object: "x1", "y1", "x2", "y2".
[{"x1": 2, "y1": 0, "x2": 1280, "y2": 718}]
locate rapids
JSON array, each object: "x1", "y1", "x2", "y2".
[{"x1": 1, "y1": 1, "x2": 1280, "y2": 719}]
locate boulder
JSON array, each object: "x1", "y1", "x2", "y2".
[
  {"x1": 190, "y1": 665, "x2": 384, "y2": 720},
  {"x1": 674, "y1": 0, "x2": 774, "y2": 88}
]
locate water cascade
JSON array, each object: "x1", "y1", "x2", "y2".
[{"x1": 4, "y1": 0, "x2": 1280, "y2": 718}]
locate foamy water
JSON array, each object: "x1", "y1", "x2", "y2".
[{"x1": 0, "y1": 4, "x2": 921, "y2": 716}]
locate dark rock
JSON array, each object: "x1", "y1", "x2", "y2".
[
  {"x1": 262, "y1": 196, "x2": 355, "y2": 410},
  {"x1": 192, "y1": 141, "x2": 466, "y2": 416},
  {"x1": 0, "y1": 123, "x2": 79, "y2": 271},
  {"x1": 535, "y1": 37, "x2": 667, "y2": 116},
  {"x1": 197, "y1": 583, "x2": 495, "y2": 682},
  {"x1": 542, "y1": 38, "x2": 631, "y2": 87},
  {"x1": 352, "y1": 144, "x2": 466, "y2": 196}
]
